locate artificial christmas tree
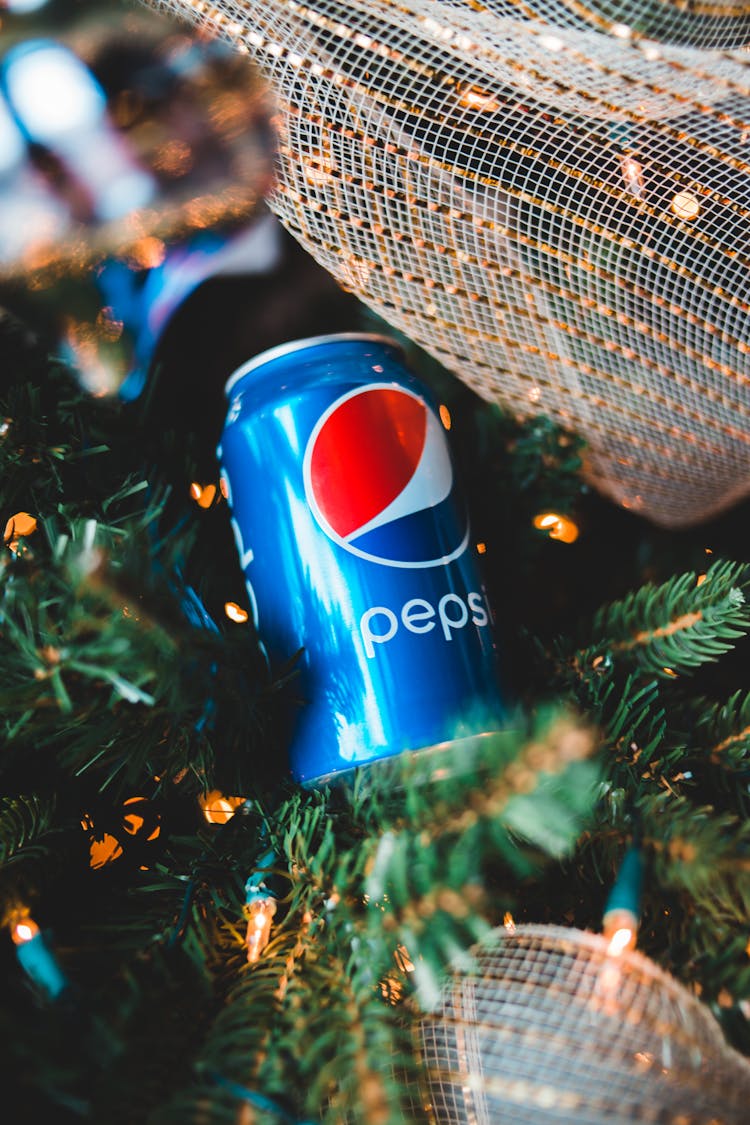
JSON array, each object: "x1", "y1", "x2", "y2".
[{"x1": 2, "y1": 2, "x2": 750, "y2": 1123}]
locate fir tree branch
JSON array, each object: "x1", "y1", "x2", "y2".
[
  {"x1": 355, "y1": 707, "x2": 596, "y2": 836},
  {"x1": 0, "y1": 794, "x2": 58, "y2": 868},
  {"x1": 169, "y1": 924, "x2": 322, "y2": 1123},
  {"x1": 6, "y1": 299, "x2": 750, "y2": 1115},
  {"x1": 563, "y1": 661, "x2": 669, "y2": 791},
  {"x1": 600, "y1": 676, "x2": 666, "y2": 772},
  {"x1": 0, "y1": 793, "x2": 70, "y2": 929},
  {"x1": 152, "y1": 709, "x2": 600, "y2": 1122},
  {"x1": 587, "y1": 560, "x2": 750, "y2": 679},
  {"x1": 692, "y1": 690, "x2": 750, "y2": 772},
  {"x1": 361, "y1": 710, "x2": 600, "y2": 1007},
  {"x1": 0, "y1": 514, "x2": 271, "y2": 797},
  {"x1": 640, "y1": 791, "x2": 750, "y2": 931},
  {"x1": 290, "y1": 915, "x2": 422, "y2": 1125},
  {"x1": 83, "y1": 947, "x2": 215, "y2": 1125}
]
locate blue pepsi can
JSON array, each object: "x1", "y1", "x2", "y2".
[{"x1": 218, "y1": 333, "x2": 504, "y2": 785}]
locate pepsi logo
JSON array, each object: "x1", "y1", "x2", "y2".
[{"x1": 303, "y1": 384, "x2": 468, "y2": 568}]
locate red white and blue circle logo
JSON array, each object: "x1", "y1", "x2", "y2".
[{"x1": 303, "y1": 384, "x2": 468, "y2": 568}]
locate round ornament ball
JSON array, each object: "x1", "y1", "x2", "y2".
[{"x1": 419, "y1": 924, "x2": 750, "y2": 1125}]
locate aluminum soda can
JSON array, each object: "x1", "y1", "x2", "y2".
[{"x1": 218, "y1": 333, "x2": 504, "y2": 784}]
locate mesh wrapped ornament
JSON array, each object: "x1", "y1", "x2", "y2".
[
  {"x1": 151, "y1": 0, "x2": 750, "y2": 527},
  {"x1": 0, "y1": 8, "x2": 274, "y2": 282},
  {"x1": 419, "y1": 924, "x2": 750, "y2": 1124}
]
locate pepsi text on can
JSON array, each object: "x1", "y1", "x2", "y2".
[
  {"x1": 358, "y1": 588, "x2": 490, "y2": 659},
  {"x1": 218, "y1": 334, "x2": 505, "y2": 785}
]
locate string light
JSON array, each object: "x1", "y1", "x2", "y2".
[
  {"x1": 190, "y1": 482, "x2": 218, "y2": 508},
  {"x1": 244, "y1": 897, "x2": 277, "y2": 963},
  {"x1": 11, "y1": 915, "x2": 40, "y2": 944},
  {"x1": 596, "y1": 846, "x2": 642, "y2": 1008},
  {"x1": 619, "y1": 155, "x2": 645, "y2": 200},
  {"x1": 532, "y1": 511, "x2": 579, "y2": 544},
  {"x1": 4, "y1": 511, "x2": 37, "y2": 553},
  {"x1": 9, "y1": 909, "x2": 68, "y2": 999},
  {"x1": 224, "y1": 601, "x2": 249, "y2": 623},
  {"x1": 604, "y1": 919, "x2": 637, "y2": 956},
  {"x1": 597, "y1": 915, "x2": 637, "y2": 1008},
  {"x1": 602, "y1": 843, "x2": 643, "y2": 957},
  {"x1": 83, "y1": 798, "x2": 160, "y2": 868},
  {"x1": 243, "y1": 851, "x2": 278, "y2": 963},
  {"x1": 671, "y1": 192, "x2": 701, "y2": 220},
  {"x1": 200, "y1": 790, "x2": 245, "y2": 824}
]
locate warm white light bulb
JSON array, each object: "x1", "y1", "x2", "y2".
[
  {"x1": 13, "y1": 920, "x2": 38, "y2": 944},
  {"x1": 607, "y1": 926, "x2": 634, "y2": 957},
  {"x1": 244, "y1": 897, "x2": 277, "y2": 963},
  {"x1": 671, "y1": 191, "x2": 701, "y2": 220}
]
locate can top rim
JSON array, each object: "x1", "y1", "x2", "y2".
[{"x1": 224, "y1": 332, "x2": 403, "y2": 396}]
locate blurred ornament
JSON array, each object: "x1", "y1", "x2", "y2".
[
  {"x1": 419, "y1": 923, "x2": 750, "y2": 1124},
  {"x1": 1, "y1": 1, "x2": 50, "y2": 11},
  {"x1": 150, "y1": 0, "x2": 750, "y2": 528},
  {"x1": 2, "y1": 38, "x2": 156, "y2": 223},
  {"x1": 96, "y1": 211, "x2": 281, "y2": 399},
  {"x1": 0, "y1": 6, "x2": 274, "y2": 279},
  {"x1": 0, "y1": 5, "x2": 278, "y2": 396},
  {"x1": 82, "y1": 796, "x2": 162, "y2": 870},
  {"x1": 0, "y1": 85, "x2": 69, "y2": 261}
]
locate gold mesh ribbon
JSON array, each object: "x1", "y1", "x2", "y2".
[
  {"x1": 149, "y1": 0, "x2": 750, "y2": 526},
  {"x1": 420, "y1": 924, "x2": 750, "y2": 1124}
]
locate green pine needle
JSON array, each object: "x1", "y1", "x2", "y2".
[
  {"x1": 0, "y1": 794, "x2": 58, "y2": 868},
  {"x1": 693, "y1": 689, "x2": 750, "y2": 773},
  {"x1": 589, "y1": 560, "x2": 750, "y2": 678},
  {"x1": 641, "y1": 791, "x2": 750, "y2": 929}
]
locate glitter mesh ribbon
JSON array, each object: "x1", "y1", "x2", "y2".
[
  {"x1": 419, "y1": 923, "x2": 750, "y2": 1124},
  {"x1": 149, "y1": 0, "x2": 750, "y2": 526}
]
